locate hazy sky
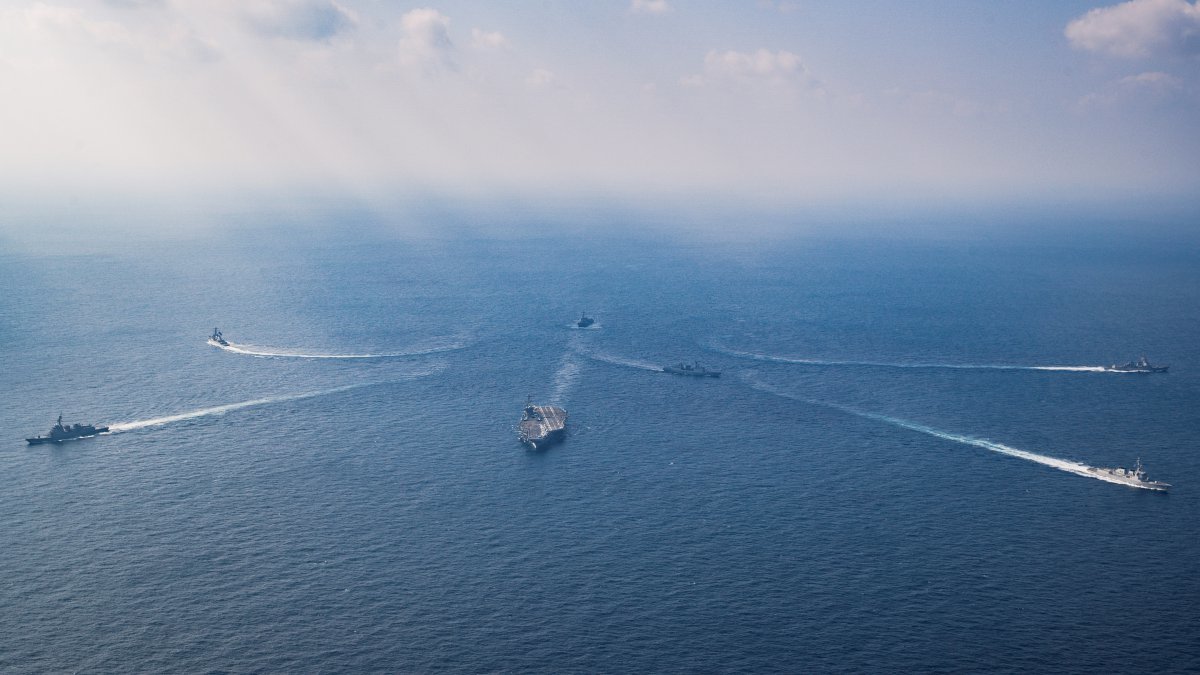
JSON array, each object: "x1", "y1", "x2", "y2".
[{"x1": 1, "y1": 0, "x2": 1198, "y2": 218}]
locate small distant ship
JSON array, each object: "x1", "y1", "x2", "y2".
[
  {"x1": 663, "y1": 360, "x2": 721, "y2": 378},
  {"x1": 1086, "y1": 458, "x2": 1170, "y2": 491},
  {"x1": 26, "y1": 414, "x2": 109, "y2": 445},
  {"x1": 577, "y1": 312, "x2": 595, "y2": 328},
  {"x1": 208, "y1": 328, "x2": 230, "y2": 347},
  {"x1": 519, "y1": 398, "x2": 567, "y2": 450},
  {"x1": 1106, "y1": 356, "x2": 1168, "y2": 373}
]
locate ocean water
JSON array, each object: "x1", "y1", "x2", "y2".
[{"x1": 1, "y1": 231, "x2": 1199, "y2": 672}]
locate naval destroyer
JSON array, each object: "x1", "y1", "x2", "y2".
[
  {"x1": 519, "y1": 399, "x2": 567, "y2": 450},
  {"x1": 1086, "y1": 458, "x2": 1170, "y2": 491},
  {"x1": 663, "y1": 361, "x2": 721, "y2": 378},
  {"x1": 1105, "y1": 356, "x2": 1168, "y2": 373},
  {"x1": 26, "y1": 415, "x2": 109, "y2": 445}
]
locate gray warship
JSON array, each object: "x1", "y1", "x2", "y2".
[
  {"x1": 663, "y1": 360, "x2": 721, "y2": 378},
  {"x1": 519, "y1": 399, "x2": 567, "y2": 450},
  {"x1": 577, "y1": 312, "x2": 595, "y2": 328},
  {"x1": 209, "y1": 328, "x2": 230, "y2": 347},
  {"x1": 1105, "y1": 356, "x2": 1168, "y2": 373},
  {"x1": 1086, "y1": 458, "x2": 1170, "y2": 491},
  {"x1": 26, "y1": 414, "x2": 109, "y2": 445}
]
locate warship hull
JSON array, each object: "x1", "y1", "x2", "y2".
[
  {"x1": 26, "y1": 426, "x2": 109, "y2": 444},
  {"x1": 1104, "y1": 365, "x2": 1168, "y2": 373},
  {"x1": 663, "y1": 365, "x2": 720, "y2": 377},
  {"x1": 1086, "y1": 468, "x2": 1170, "y2": 491},
  {"x1": 519, "y1": 403, "x2": 568, "y2": 450},
  {"x1": 1085, "y1": 460, "x2": 1170, "y2": 491},
  {"x1": 522, "y1": 428, "x2": 565, "y2": 450},
  {"x1": 1105, "y1": 357, "x2": 1168, "y2": 373}
]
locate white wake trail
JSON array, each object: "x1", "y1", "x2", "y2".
[
  {"x1": 108, "y1": 378, "x2": 414, "y2": 433},
  {"x1": 714, "y1": 344, "x2": 1113, "y2": 373},
  {"x1": 586, "y1": 351, "x2": 663, "y2": 372},
  {"x1": 744, "y1": 378, "x2": 1137, "y2": 488},
  {"x1": 210, "y1": 338, "x2": 467, "y2": 360},
  {"x1": 837, "y1": 407, "x2": 1111, "y2": 484},
  {"x1": 551, "y1": 358, "x2": 581, "y2": 404},
  {"x1": 548, "y1": 333, "x2": 588, "y2": 404}
]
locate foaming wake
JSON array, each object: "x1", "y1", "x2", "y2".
[
  {"x1": 713, "y1": 344, "x2": 1110, "y2": 373},
  {"x1": 551, "y1": 358, "x2": 581, "y2": 404},
  {"x1": 210, "y1": 338, "x2": 468, "y2": 360},
  {"x1": 548, "y1": 333, "x2": 586, "y2": 403},
  {"x1": 107, "y1": 371, "x2": 435, "y2": 433},
  {"x1": 585, "y1": 351, "x2": 663, "y2": 372},
  {"x1": 745, "y1": 378, "x2": 1139, "y2": 488},
  {"x1": 833, "y1": 406, "x2": 1119, "y2": 485}
]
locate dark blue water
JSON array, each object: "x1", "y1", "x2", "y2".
[{"x1": 2, "y1": 232, "x2": 1198, "y2": 672}]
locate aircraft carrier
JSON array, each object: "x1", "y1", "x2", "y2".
[{"x1": 519, "y1": 399, "x2": 567, "y2": 450}]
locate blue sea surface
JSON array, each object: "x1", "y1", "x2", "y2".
[{"x1": 1, "y1": 231, "x2": 1198, "y2": 672}]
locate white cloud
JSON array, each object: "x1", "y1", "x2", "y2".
[
  {"x1": 706, "y1": 49, "x2": 802, "y2": 78},
  {"x1": 23, "y1": 4, "x2": 124, "y2": 43},
  {"x1": 398, "y1": 7, "x2": 454, "y2": 69},
  {"x1": 631, "y1": 0, "x2": 670, "y2": 15},
  {"x1": 0, "y1": 2, "x2": 1196, "y2": 211},
  {"x1": 470, "y1": 27, "x2": 507, "y2": 49},
  {"x1": 103, "y1": 0, "x2": 166, "y2": 7},
  {"x1": 1121, "y1": 69, "x2": 1186, "y2": 86},
  {"x1": 756, "y1": 0, "x2": 799, "y2": 13},
  {"x1": 244, "y1": 0, "x2": 356, "y2": 41},
  {"x1": 525, "y1": 68, "x2": 557, "y2": 88},
  {"x1": 1079, "y1": 70, "x2": 1185, "y2": 107},
  {"x1": 684, "y1": 49, "x2": 812, "y2": 87},
  {"x1": 887, "y1": 88, "x2": 986, "y2": 118},
  {"x1": 18, "y1": 3, "x2": 217, "y2": 63},
  {"x1": 1065, "y1": 0, "x2": 1200, "y2": 58}
]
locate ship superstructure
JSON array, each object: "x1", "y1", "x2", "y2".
[
  {"x1": 1086, "y1": 458, "x2": 1170, "y2": 491},
  {"x1": 1106, "y1": 356, "x2": 1168, "y2": 373},
  {"x1": 663, "y1": 360, "x2": 721, "y2": 378},
  {"x1": 26, "y1": 414, "x2": 109, "y2": 445}
]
